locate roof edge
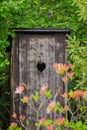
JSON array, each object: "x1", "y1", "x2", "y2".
[{"x1": 13, "y1": 28, "x2": 71, "y2": 33}]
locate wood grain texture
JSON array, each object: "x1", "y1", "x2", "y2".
[
  {"x1": 11, "y1": 32, "x2": 67, "y2": 130},
  {"x1": 11, "y1": 34, "x2": 19, "y2": 115}
]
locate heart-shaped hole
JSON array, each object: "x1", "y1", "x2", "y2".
[{"x1": 37, "y1": 62, "x2": 46, "y2": 72}]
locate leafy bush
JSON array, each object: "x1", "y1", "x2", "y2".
[{"x1": 8, "y1": 63, "x2": 87, "y2": 130}]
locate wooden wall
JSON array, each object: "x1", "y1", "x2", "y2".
[{"x1": 11, "y1": 29, "x2": 70, "y2": 130}]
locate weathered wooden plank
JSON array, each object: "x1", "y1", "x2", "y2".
[
  {"x1": 27, "y1": 35, "x2": 38, "y2": 130},
  {"x1": 11, "y1": 30, "x2": 68, "y2": 130},
  {"x1": 55, "y1": 34, "x2": 67, "y2": 63},
  {"x1": 18, "y1": 34, "x2": 27, "y2": 119},
  {"x1": 11, "y1": 34, "x2": 19, "y2": 115}
]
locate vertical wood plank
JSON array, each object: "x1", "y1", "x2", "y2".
[
  {"x1": 12, "y1": 31, "x2": 68, "y2": 130},
  {"x1": 11, "y1": 34, "x2": 19, "y2": 115},
  {"x1": 18, "y1": 33, "x2": 27, "y2": 118}
]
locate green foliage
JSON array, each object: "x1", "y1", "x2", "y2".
[
  {"x1": 66, "y1": 0, "x2": 87, "y2": 90},
  {"x1": 35, "y1": 122, "x2": 41, "y2": 127},
  {"x1": 55, "y1": 127, "x2": 62, "y2": 130},
  {"x1": 44, "y1": 90, "x2": 52, "y2": 99},
  {"x1": 43, "y1": 120, "x2": 53, "y2": 127},
  {"x1": 7, "y1": 126, "x2": 22, "y2": 130},
  {"x1": 72, "y1": 0, "x2": 87, "y2": 22},
  {"x1": 23, "y1": 0, "x2": 79, "y2": 29},
  {"x1": 10, "y1": 82, "x2": 87, "y2": 130},
  {"x1": 70, "y1": 121, "x2": 87, "y2": 130},
  {"x1": 67, "y1": 34, "x2": 87, "y2": 90},
  {"x1": 32, "y1": 92, "x2": 39, "y2": 102}
]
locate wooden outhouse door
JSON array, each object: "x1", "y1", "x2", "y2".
[{"x1": 11, "y1": 28, "x2": 70, "y2": 130}]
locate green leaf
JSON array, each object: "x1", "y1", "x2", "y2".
[
  {"x1": 53, "y1": 103, "x2": 59, "y2": 112},
  {"x1": 32, "y1": 92, "x2": 39, "y2": 102},
  {"x1": 35, "y1": 123, "x2": 41, "y2": 127},
  {"x1": 64, "y1": 120, "x2": 69, "y2": 127},
  {"x1": 55, "y1": 127, "x2": 62, "y2": 130},
  {"x1": 44, "y1": 90, "x2": 52, "y2": 99},
  {"x1": 43, "y1": 120, "x2": 52, "y2": 127}
]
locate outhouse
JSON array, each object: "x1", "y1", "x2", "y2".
[{"x1": 11, "y1": 28, "x2": 70, "y2": 130}]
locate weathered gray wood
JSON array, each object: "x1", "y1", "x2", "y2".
[
  {"x1": 18, "y1": 34, "x2": 28, "y2": 119},
  {"x1": 11, "y1": 31, "x2": 68, "y2": 130},
  {"x1": 11, "y1": 35, "x2": 19, "y2": 115}
]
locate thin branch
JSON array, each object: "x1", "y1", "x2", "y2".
[{"x1": 74, "y1": 109, "x2": 87, "y2": 121}]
